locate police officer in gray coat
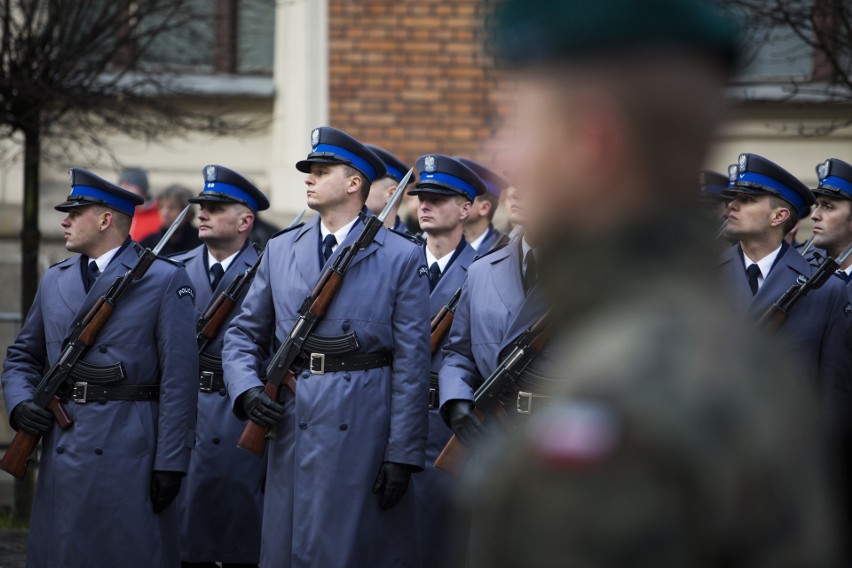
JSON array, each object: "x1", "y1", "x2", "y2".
[
  {"x1": 366, "y1": 144, "x2": 416, "y2": 237},
  {"x1": 223, "y1": 127, "x2": 431, "y2": 567},
  {"x1": 720, "y1": 153, "x2": 852, "y2": 417},
  {"x1": 407, "y1": 154, "x2": 484, "y2": 568},
  {"x1": 2, "y1": 168, "x2": 198, "y2": 567},
  {"x1": 459, "y1": 159, "x2": 508, "y2": 253},
  {"x1": 176, "y1": 165, "x2": 271, "y2": 568}
]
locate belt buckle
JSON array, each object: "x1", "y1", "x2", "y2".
[
  {"x1": 428, "y1": 387, "x2": 439, "y2": 410},
  {"x1": 199, "y1": 371, "x2": 215, "y2": 393},
  {"x1": 310, "y1": 353, "x2": 325, "y2": 375},
  {"x1": 72, "y1": 382, "x2": 88, "y2": 404},
  {"x1": 516, "y1": 391, "x2": 533, "y2": 415}
]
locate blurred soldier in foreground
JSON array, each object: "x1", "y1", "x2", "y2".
[
  {"x1": 2, "y1": 169, "x2": 198, "y2": 567},
  {"x1": 464, "y1": 0, "x2": 844, "y2": 566},
  {"x1": 408, "y1": 154, "x2": 484, "y2": 568},
  {"x1": 458, "y1": 158, "x2": 507, "y2": 253},
  {"x1": 141, "y1": 184, "x2": 202, "y2": 256},
  {"x1": 176, "y1": 166, "x2": 270, "y2": 568},
  {"x1": 223, "y1": 127, "x2": 430, "y2": 567},
  {"x1": 366, "y1": 144, "x2": 416, "y2": 236}
]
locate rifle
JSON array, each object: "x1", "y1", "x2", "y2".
[
  {"x1": 434, "y1": 312, "x2": 549, "y2": 477},
  {"x1": 196, "y1": 209, "x2": 306, "y2": 354},
  {"x1": 430, "y1": 288, "x2": 462, "y2": 354},
  {"x1": 757, "y1": 241, "x2": 852, "y2": 332},
  {"x1": 799, "y1": 235, "x2": 815, "y2": 257},
  {"x1": 238, "y1": 169, "x2": 414, "y2": 457},
  {"x1": 715, "y1": 219, "x2": 729, "y2": 241},
  {"x1": 488, "y1": 224, "x2": 523, "y2": 253},
  {"x1": 0, "y1": 206, "x2": 191, "y2": 479}
]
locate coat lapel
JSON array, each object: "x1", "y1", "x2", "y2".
[
  {"x1": 293, "y1": 217, "x2": 322, "y2": 288},
  {"x1": 323, "y1": 215, "x2": 384, "y2": 273},
  {"x1": 429, "y1": 242, "x2": 477, "y2": 317},
  {"x1": 489, "y1": 243, "x2": 525, "y2": 316},
  {"x1": 182, "y1": 245, "x2": 213, "y2": 311},
  {"x1": 498, "y1": 286, "x2": 546, "y2": 354},
  {"x1": 749, "y1": 245, "x2": 810, "y2": 316},
  {"x1": 208, "y1": 244, "x2": 258, "y2": 311},
  {"x1": 718, "y1": 244, "x2": 754, "y2": 311}
]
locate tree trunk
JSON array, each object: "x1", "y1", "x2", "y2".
[{"x1": 13, "y1": 123, "x2": 41, "y2": 525}]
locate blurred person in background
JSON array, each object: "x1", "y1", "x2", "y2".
[
  {"x1": 457, "y1": 158, "x2": 507, "y2": 253},
  {"x1": 141, "y1": 184, "x2": 201, "y2": 256},
  {"x1": 459, "y1": 0, "x2": 845, "y2": 566},
  {"x1": 119, "y1": 166, "x2": 161, "y2": 242},
  {"x1": 367, "y1": 144, "x2": 416, "y2": 236}
]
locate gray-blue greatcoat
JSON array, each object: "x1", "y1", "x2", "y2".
[
  {"x1": 2, "y1": 244, "x2": 198, "y2": 568},
  {"x1": 223, "y1": 215, "x2": 431, "y2": 568},
  {"x1": 439, "y1": 242, "x2": 546, "y2": 410},
  {"x1": 719, "y1": 243, "x2": 852, "y2": 422},
  {"x1": 413, "y1": 241, "x2": 477, "y2": 568},
  {"x1": 175, "y1": 243, "x2": 266, "y2": 564}
]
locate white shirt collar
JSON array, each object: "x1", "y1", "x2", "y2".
[
  {"x1": 207, "y1": 248, "x2": 241, "y2": 274},
  {"x1": 468, "y1": 225, "x2": 492, "y2": 251},
  {"x1": 90, "y1": 245, "x2": 122, "y2": 273},
  {"x1": 425, "y1": 245, "x2": 456, "y2": 273},
  {"x1": 742, "y1": 244, "x2": 783, "y2": 288},
  {"x1": 320, "y1": 216, "x2": 360, "y2": 255}
]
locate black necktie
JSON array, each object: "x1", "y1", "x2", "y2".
[
  {"x1": 428, "y1": 262, "x2": 441, "y2": 292},
  {"x1": 209, "y1": 263, "x2": 225, "y2": 290},
  {"x1": 746, "y1": 263, "x2": 761, "y2": 296},
  {"x1": 85, "y1": 260, "x2": 100, "y2": 293},
  {"x1": 523, "y1": 250, "x2": 537, "y2": 293},
  {"x1": 322, "y1": 234, "x2": 337, "y2": 265}
]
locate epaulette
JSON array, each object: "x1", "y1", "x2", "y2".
[
  {"x1": 389, "y1": 228, "x2": 423, "y2": 246},
  {"x1": 48, "y1": 256, "x2": 76, "y2": 269},
  {"x1": 473, "y1": 241, "x2": 511, "y2": 262},
  {"x1": 156, "y1": 255, "x2": 185, "y2": 268},
  {"x1": 269, "y1": 222, "x2": 305, "y2": 241}
]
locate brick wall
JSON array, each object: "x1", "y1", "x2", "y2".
[{"x1": 328, "y1": 0, "x2": 509, "y2": 168}]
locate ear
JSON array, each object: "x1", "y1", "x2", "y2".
[
  {"x1": 237, "y1": 211, "x2": 255, "y2": 234},
  {"x1": 770, "y1": 206, "x2": 791, "y2": 228},
  {"x1": 347, "y1": 173, "x2": 363, "y2": 196},
  {"x1": 460, "y1": 200, "x2": 472, "y2": 222},
  {"x1": 385, "y1": 182, "x2": 397, "y2": 200},
  {"x1": 100, "y1": 210, "x2": 113, "y2": 232},
  {"x1": 478, "y1": 199, "x2": 492, "y2": 218}
]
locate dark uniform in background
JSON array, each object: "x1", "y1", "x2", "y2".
[
  {"x1": 458, "y1": 158, "x2": 508, "y2": 253},
  {"x1": 407, "y1": 154, "x2": 485, "y2": 568},
  {"x1": 176, "y1": 166, "x2": 271, "y2": 568},
  {"x1": 461, "y1": 0, "x2": 844, "y2": 566},
  {"x1": 2, "y1": 169, "x2": 198, "y2": 567},
  {"x1": 368, "y1": 144, "x2": 416, "y2": 236}
]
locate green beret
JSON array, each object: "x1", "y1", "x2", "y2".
[{"x1": 492, "y1": 0, "x2": 740, "y2": 69}]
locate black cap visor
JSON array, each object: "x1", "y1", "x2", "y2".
[
  {"x1": 296, "y1": 152, "x2": 371, "y2": 181},
  {"x1": 189, "y1": 192, "x2": 250, "y2": 207},
  {"x1": 55, "y1": 195, "x2": 114, "y2": 213},
  {"x1": 811, "y1": 185, "x2": 852, "y2": 200},
  {"x1": 408, "y1": 182, "x2": 471, "y2": 200}
]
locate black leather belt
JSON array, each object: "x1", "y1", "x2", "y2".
[
  {"x1": 428, "y1": 371, "x2": 440, "y2": 409},
  {"x1": 71, "y1": 382, "x2": 159, "y2": 404},
  {"x1": 199, "y1": 352, "x2": 227, "y2": 394},
  {"x1": 300, "y1": 351, "x2": 392, "y2": 374}
]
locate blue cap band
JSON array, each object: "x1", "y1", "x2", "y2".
[
  {"x1": 420, "y1": 172, "x2": 478, "y2": 200},
  {"x1": 819, "y1": 175, "x2": 852, "y2": 198},
  {"x1": 737, "y1": 171, "x2": 808, "y2": 217},
  {"x1": 385, "y1": 165, "x2": 405, "y2": 182},
  {"x1": 203, "y1": 181, "x2": 260, "y2": 212},
  {"x1": 71, "y1": 185, "x2": 136, "y2": 216},
  {"x1": 313, "y1": 143, "x2": 377, "y2": 182}
]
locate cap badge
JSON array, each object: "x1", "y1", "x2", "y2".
[
  {"x1": 311, "y1": 128, "x2": 320, "y2": 147},
  {"x1": 728, "y1": 164, "x2": 738, "y2": 182},
  {"x1": 206, "y1": 166, "x2": 217, "y2": 182},
  {"x1": 738, "y1": 154, "x2": 748, "y2": 173},
  {"x1": 818, "y1": 160, "x2": 830, "y2": 180},
  {"x1": 424, "y1": 155, "x2": 437, "y2": 173}
]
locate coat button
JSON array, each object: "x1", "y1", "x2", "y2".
[
  {"x1": 212, "y1": 438, "x2": 220, "y2": 445},
  {"x1": 341, "y1": 320, "x2": 351, "y2": 331},
  {"x1": 342, "y1": 372, "x2": 351, "y2": 382},
  {"x1": 218, "y1": 389, "x2": 227, "y2": 397},
  {"x1": 56, "y1": 447, "x2": 64, "y2": 454},
  {"x1": 339, "y1": 423, "x2": 348, "y2": 431},
  {"x1": 94, "y1": 448, "x2": 103, "y2": 455},
  {"x1": 299, "y1": 421, "x2": 308, "y2": 430},
  {"x1": 301, "y1": 371, "x2": 310, "y2": 380},
  {"x1": 98, "y1": 345, "x2": 108, "y2": 353}
]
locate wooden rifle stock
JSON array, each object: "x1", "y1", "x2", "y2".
[
  {"x1": 432, "y1": 408, "x2": 484, "y2": 478},
  {"x1": 199, "y1": 295, "x2": 234, "y2": 346},
  {"x1": 0, "y1": 397, "x2": 69, "y2": 479},
  {"x1": 430, "y1": 288, "x2": 462, "y2": 354}
]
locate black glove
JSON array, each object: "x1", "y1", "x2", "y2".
[
  {"x1": 150, "y1": 470, "x2": 182, "y2": 514},
  {"x1": 239, "y1": 386, "x2": 286, "y2": 427},
  {"x1": 11, "y1": 400, "x2": 53, "y2": 435},
  {"x1": 372, "y1": 461, "x2": 415, "y2": 510},
  {"x1": 445, "y1": 399, "x2": 486, "y2": 447}
]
